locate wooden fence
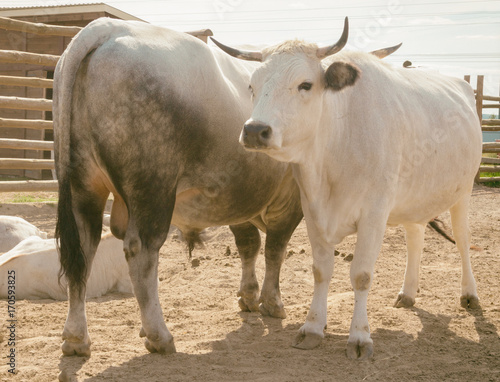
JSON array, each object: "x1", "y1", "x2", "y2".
[
  {"x1": 0, "y1": 15, "x2": 497, "y2": 193},
  {"x1": 0, "y1": 16, "x2": 212, "y2": 193},
  {"x1": 465, "y1": 75, "x2": 500, "y2": 183},
  {"x1": 0, "y1": 16, "x2": 73, "y2": 192}
]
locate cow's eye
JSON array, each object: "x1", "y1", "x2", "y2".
[{"x1": 298, "y1": 82, "x2": 312, "y2": 91}]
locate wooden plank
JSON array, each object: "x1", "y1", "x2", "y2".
[
  {"x1": 483, "y1": 119, "x2": 500, "y2": 126},
  {"x1": 0, "y1": 50, "x2": 59, "y2": 67},
  {"x1": 0, "y1": 117, "x2": 52, "y2": 130},
  {"x1": 0, "y1": 158, "x2": 54, "y2": 170},
  {"x1": 0, "y1": 95, "x2": 52, "y2": 111},
  {"x1": 0, "y1": 75, "x2": 53, "y2": 88},
  {"x1": 483, "y1": 142, "x2": 500, "y2": 149},
  {"x1": 0, "y1": 16, "x2": 81, "y2": 37},
  {"x1": 479, "y1": 166, "x2": 500, "y2": 173},
  {"x1": 0, "y1": 180, "x2": 58, "y2": 192},
  {"x1": 481, "y1": 157, "x2": 500, "y2": 165},
  {"x1": 482, "y1": 125, "x2": 500, "y2": 132},
  {"x1": 483, "y1": 95, "x2": 500, "y2": 102},
  {"x1": 482, "y1": 104, "x2": 500, "y2": 109},
  {"x1": 0, "y1": 138, "x2": 53, "y2": 150},
  {"x1": 483, "y1": 148, "x2": 500, "y2": 153},
  {"x1": 477, "y1": 176, "x2": 500, "y2": 183}
]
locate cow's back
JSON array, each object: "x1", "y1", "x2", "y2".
[
  {"x1": 323, "y1": 52, "x2": 482, "y2": 224},
  {"x1": 67, "y1": 19, "x2": 290, "y2": 233}
]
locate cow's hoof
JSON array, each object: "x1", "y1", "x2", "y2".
[
  {"x1": 61, "y1": 339, "x2": 91, "y2": 357},
  {"x1": 144, "y1": 337, "x2": 176, "y2": 354},
  {"x1": 346, "y1": 340, "x2": 373, "y2": 360},
  {"x1": 237, "y1": 289, "x2": 260, "y2": 313},
  {"x1": 461, "y1": 294, "x2": 480, "y2": 310},
  {"x1": 238, "y1": 296, "x2": 259, "y2": 312},
  {"x1": 394, "y1": 293, "x2": 415, "y2": 308},
  {"x1": 140, "y1": 327, "x2": 176, "y2": 354},
  {"x1": 259, "y1": 301, "x2": 286, "y2": 319},
  {"x1": 292, "y1": 331, "x2": 323, "y2": 350}
]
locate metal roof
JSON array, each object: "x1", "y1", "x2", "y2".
[{"x1": 0, "y1": 3, "x2": 146, "y2": 22}]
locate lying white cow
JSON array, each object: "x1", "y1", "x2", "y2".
[
  {"x1": 0, "y1": 233, "x2": 132, "y2": 300},
  {"x1": 0, "y1": 215, "x2": 48, "y2": 253},
  {"x1": 213, "y1": 18, "x2": 482, "y2": 359}
]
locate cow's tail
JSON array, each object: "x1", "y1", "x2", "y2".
[
  {"x1": 54, "y1": 18, "x2": 123, "y2": 292},
  {"x1": 427, "y1": 218, "x2": 455, "y2": 244}
]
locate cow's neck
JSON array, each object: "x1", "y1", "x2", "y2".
[{"x1": 289, "y1": 93, "x2": 355, "y2": 243}]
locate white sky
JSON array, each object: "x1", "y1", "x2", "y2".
[{"x1": 2, "y1": 0, "x2": 500, "y2": 103}]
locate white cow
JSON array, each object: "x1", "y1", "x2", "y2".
[
  {"x1": 0, "y1": 216, "x2": 48, "y2": 253},
  {"x1": 0, "y1": 233, "x2": 133, "y2": 300},
  {"x1": 212, "y1": 18, "x2": 482, "y2": 359}
]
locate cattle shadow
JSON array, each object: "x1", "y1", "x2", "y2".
[
  {"x1": 24, "y1": 292, "x2": 135, "y2": 306},
  {"x1": 63, "y1": 306, "x2": 499, "y2": 382}
]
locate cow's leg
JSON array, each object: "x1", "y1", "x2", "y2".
[
  {"x1": 395, "y1": 223, "x2": 425, "y2": 308},
  {"x1": 292, "y1": 236, "x2": 335, "y2": 350},
  {"x1": 230, "y1": 222, "x2": 261, "y2": 313},
  {"x1": 449, "y1": 194, "x2": 479, "y2": 309},
  {"x1": 346, "y1": 217, "x2": 387, "y2": 360},
  {"x1": 260, "y1": 217, "x2": 301, "y2": 319},
  {"x1": 62, "y1": 186, "x2": 108, "y2": 357},
  {"x1": 124, "y1": 196, "x2": 176, "y2": 354},
  {"x1": 259, "y1": 176, "x2": 302, "y2": 319}
]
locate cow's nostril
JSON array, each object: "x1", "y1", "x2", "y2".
[{"x1": 260, "y1": 127, "x2": 271, "y2": 140}]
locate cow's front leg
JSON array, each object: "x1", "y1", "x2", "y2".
[
  {"x1": 395, "y1": 223, "x2": 425, "y2": 308},
  {"x1": 346, "y1": 218, "x2": 386, "y2": 360},
  {"x1": 292, "y1": 239, "x2": 334, "y2": 349},
  {"x1": 124, "y1": 230, "x2": 175, "y2": 354}
]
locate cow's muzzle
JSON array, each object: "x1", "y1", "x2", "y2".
[{"x1": 241, "y1": 121, "x2": 273, "y2": 149}]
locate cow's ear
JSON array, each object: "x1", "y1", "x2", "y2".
[{"x1": 324, "y1": 61, "x2": 360, "y2": 91}]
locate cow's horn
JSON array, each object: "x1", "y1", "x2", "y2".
[
  {"x1": 316, "y1": 17, "x2": 349, "y2": 59},
  {"x1": 210, "y1": 37, "x2": 263, "y2": 62},
  {"x1": 370, "y1": 43, "x2": 403, "y2": 59}
]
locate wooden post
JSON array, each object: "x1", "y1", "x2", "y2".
[
  {"x1": 476, "y1": 75, "x2": 484, "y2": 122},
  {"x1": 464, "y1": 75, "x2": 470, "y2": 84}
]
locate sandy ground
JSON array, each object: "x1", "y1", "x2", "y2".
[{"x1": 0, "y1": 185, "x2": 499, "y2": 382}]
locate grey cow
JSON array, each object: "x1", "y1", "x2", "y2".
[{"x1": 53, "y1": 18, "x2": 302, "y2": 356}]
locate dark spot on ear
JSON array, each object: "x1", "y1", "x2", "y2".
[{"x1": 325, "y1": 61, "x2": 360, "y2": 91}]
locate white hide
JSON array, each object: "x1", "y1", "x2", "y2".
[
  {"x1": 0, "y1": 233, "x2": 132, "y2": 300},
  {"x1": 237, "y1": 44, "x2": 482, "y2": 359},
  {"x1": 0, "y1": 216, "x2": 48, "y2": 253}
]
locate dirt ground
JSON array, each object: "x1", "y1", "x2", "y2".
[{"x1": 0, "y1": 185, "x2": 499, "y2": 382}]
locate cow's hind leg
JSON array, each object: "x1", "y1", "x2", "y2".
[
  {"x1": 259, "y1": 223, "x2": 300, "y2": 319},
  {"x1": 230, "y1": 222, "x2": 261, "y2": 313},
  {"x1": 450, "y1": 194, "x2": 479, "y2": 309},
  {"x1": 259, "y1": 175, "x2": 303, "y2": 319},
  {"x1": 124, "y1": 194, "x2": 176, "y2": 354},
  {"x1": 395, "y1": 223, "x2": 425, "y2": 308},
  {"x1": 61, "y1": 182, "x2": 108, "y2": 357}
]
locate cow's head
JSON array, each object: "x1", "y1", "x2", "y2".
[{"x1": 211, "y1": 17, "x2": 360, "y2": 162}]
